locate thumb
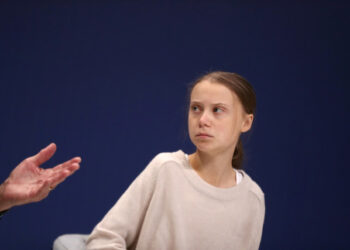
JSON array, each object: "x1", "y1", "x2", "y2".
[{"x1": 32, "y1": 143, "x2": 57, "y2": 166}]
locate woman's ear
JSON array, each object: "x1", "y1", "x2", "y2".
[{"x1": 241, "y1": 114, "x2": 254, "y2": 133}]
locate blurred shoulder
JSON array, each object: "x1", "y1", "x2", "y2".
[
  {"x1": 147, "y1": 150, "x2": 186, "y2": 171},
  {"x1": 138, "y1": 150, "x2": 187, "y2": 182},
  {"x1": 240, "y1": 170, "x2": 265, "y2": 204},
  {"x1": 152, "y1": 150, "x2": 186, "y2": 165}
]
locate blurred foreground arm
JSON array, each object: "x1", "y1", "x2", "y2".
[{"x1": 0, "y1": 143, "x2": 81, "y2": 212}]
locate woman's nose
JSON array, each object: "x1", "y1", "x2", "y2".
[{"x1": 199, "y1": 111, "x2": 211, "y2": 127}]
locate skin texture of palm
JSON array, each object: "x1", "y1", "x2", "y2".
[{"x1": 0, "y1": 143, "x2": 81, "y2": 212}]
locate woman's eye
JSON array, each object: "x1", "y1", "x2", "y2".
[
  {"x1": 192, "y1": 106, "x2": 200, "y2": 112},
  {"x1": 214, "y1": 107, "x2": 223, "y2": 113}
]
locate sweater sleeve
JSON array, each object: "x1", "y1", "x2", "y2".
[
  {"x1": 250, "y1": 194, "x2": 265, "y2": 250},
  {"x1": 86, "y1": 154, "x2": 162, "y2": 250}
]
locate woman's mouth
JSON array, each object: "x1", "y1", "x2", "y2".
[{"x1": 196, "y1": 133, "x2": 213, "y2": 138}]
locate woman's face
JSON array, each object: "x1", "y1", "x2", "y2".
[{"x1": 188, "y1": 80, "x2": 253, "y2": 155}]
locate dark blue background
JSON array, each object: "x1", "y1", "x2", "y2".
[{"x1": 1, "y1": 2, "x2": 349, "y2": 249}]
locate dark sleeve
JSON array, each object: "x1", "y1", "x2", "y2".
[{"x1": 0, "y1": 209, "x2": 10, "y2": 219}]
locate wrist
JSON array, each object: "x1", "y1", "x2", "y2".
[{"x1": 0, "y1": 180, "x2": 14, "y2": 212}]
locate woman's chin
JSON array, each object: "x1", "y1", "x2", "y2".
[{"x1": 194, "y1": 144, "x2": 216, "y2": 154}]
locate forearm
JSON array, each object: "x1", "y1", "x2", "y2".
[
  {"x1": 86, "y1": 184, "x2": 145, "y2": 250},
  {"x1": 87, "y1": 154, "x2": 162, "y2": 249},
  {"x1": 87, "y1": 226, "x2": 127, "y2": 250}
]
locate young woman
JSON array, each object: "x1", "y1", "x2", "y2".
[{"x1": 86, "y1": 71, "x2": 265, "y2": 250}]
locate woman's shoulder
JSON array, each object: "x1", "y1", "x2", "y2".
[
  {"x1": 146, "y1": 150, "x2": 186, "y2": 172},
  {"x1": 152, "y1": 150, "x2": 186, "y2": 164},
  {"x1": 240, "y1": 170, "x2": 265, "y2": 204},
  {"x1": 131, "y1": 150, "x2": 187, "y2": 188}
]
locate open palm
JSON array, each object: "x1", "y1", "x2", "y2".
[{"x1": 0, "y1": 143, "x2": 81, "y2": 211}]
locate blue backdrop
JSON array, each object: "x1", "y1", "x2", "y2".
[{"x1": 1, "y1": 2, "x2": 349, "y2": 249}]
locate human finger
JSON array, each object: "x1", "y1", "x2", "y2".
[
  {"x1": 48, "y1": 163, "x2": 80, "y2": 187},
  {"x1": 51, "y1": 157, "x2": 81, "y2": 172},
  {"x1": 31, "y1": 143, "x2": 57, "y2": 166}
]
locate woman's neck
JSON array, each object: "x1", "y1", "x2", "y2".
[{"x1": 188, "y1": 149, "x2": 236, "y2": 188}]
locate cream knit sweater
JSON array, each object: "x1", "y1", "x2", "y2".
[{"x1": 87, "y1": 150, "x2": 265, "y2": 250}]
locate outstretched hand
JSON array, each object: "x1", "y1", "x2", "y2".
[{"x1": 0, "y1": 143, "x2": 81, "y2": 211}]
